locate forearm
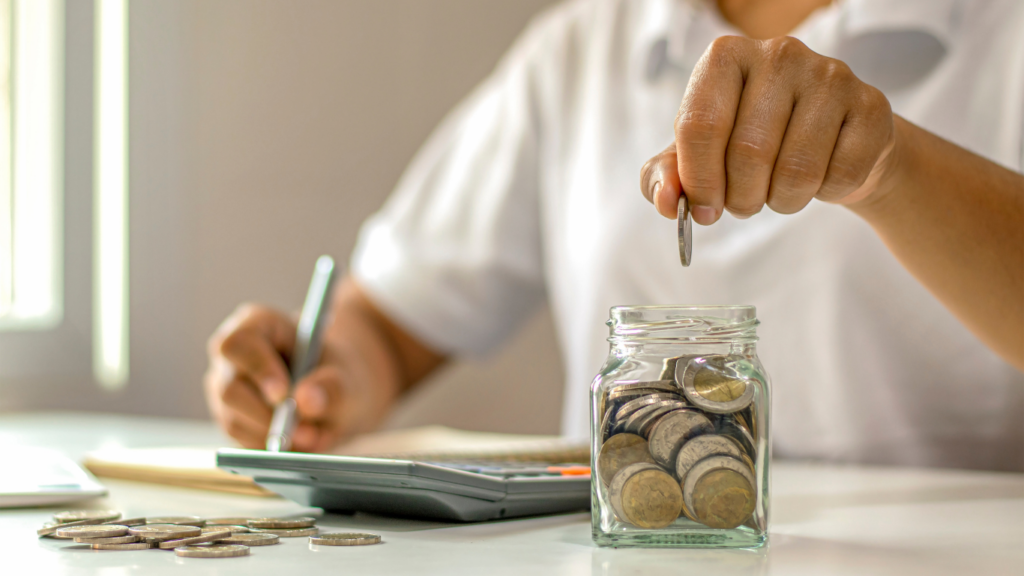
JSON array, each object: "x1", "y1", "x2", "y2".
[{"x1": 850, "y1": 116, "x2": 1024, "y2": 370}]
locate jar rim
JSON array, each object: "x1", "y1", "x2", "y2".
[{"x1": 608, "y1": 305, "x2": 758, "y2": 344}]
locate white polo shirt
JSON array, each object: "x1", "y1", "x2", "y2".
[{"x1": 352, "y1": 0, "x2": 1024, "y2": 470}]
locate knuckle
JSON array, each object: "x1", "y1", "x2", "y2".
[
  {"x1": 675, "y1": 109, "x2": 723, "y2": 143},
  {"x1": 819, "y1": 58, "x2": 853, "y2": 83},
  {"x1": 727, "y1": 130, "x2": 776, "y2": 165},
  {"x1": 774, "y1": 156, "x2": 824, "y2": 190},
  {"x1": 766, "y1": 36, "x2": 806, "y2": 63}
]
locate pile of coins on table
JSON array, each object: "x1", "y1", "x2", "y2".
[
  {"x1": 36, "y1": 510, "x2": 382, "y2": 558},
  {"x1": 596, "y1": 354, "x2": 760, "y2": 530}
]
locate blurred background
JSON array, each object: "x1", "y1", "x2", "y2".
[{"x1": 0, "y1": 0, "x2": 567, "y2": 435}]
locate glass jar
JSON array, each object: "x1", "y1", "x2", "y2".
[{"x1": 590, "y1": 305, "x2": 770, "y2": 548}]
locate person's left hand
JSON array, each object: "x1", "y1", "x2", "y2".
[{"x1": 640, "y1": 36, "x2": 898, "y2": 224}]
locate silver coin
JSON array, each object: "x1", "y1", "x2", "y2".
[
  {"x1": 309, "y1": 532, "x2": 382, "y2": 546},
  {"x1": 38, "y1": 518, "x2": 97, "y2": 538},
  {"x1": 615, "y1": 393, "x2": 683, "y2": 421},
  {"x1": 621, "y1": 400, "x2": 687, "y2": 436},
  {"x1": 647, "y1": 409, "x2": 714, "y2": 469},
  {"x1": 681, "y1": 454, "x2": 757, "y2": 524},
  {"x1": 146, "y1": 516, "x2": 206, "y2": 527},
  {"x1": 174, "y1": 544, "x2": 250, "y2": 558},
  {"x1": 202, "y1": 525, "x2": 249, "y2": 535},
  {"x1": 659, "y1": 355, "x2": 696, "y2": 382},
  {"x1": 217, "y1": 532, "x2": 280, "y2": 546},
  {"x1": 158, "y1": 529, "x2": 233, "y2": 549},
  {"x1": 716, "y1": 415, "x2": 757, "y2": 458},
  {"x1": 678, "y1": 356, "x2": 755, "y2": 414},
  {"x1": 104, "y1": 517, "x2": 146, "y2": 527},
  {"x1": 606, "y1": 462, "x2": 660, "y2": 524},
  {"x1": 53, "y1": 510, "x2": 121, "y2": 524},
  {"x1": 607, "y1": 380, "x2": 679, "y2": 400},
  {"x1": 255, "y1": 526, "x2": 319, "y2": 537},
  {"x1": 247, "y1": 516, "x2": 316, "y2": 529},
  {"x1": 91, "y1": 542, "x2": 155, "y2": 550},
  {"x1": 74, "y1": 534, "x2": 140, "y2": 545},
  {"x1": 637, "y1": 405, "x2": 695, "y2": 439},
  {"x1": 678, "y1": 194, "x2": 691, "y2": 266},
  {"x1": 129, "y1": 524, "x2": 202, "y2": 539},
  {"x1": 675, "y1": 434, "x2": 747, "y2": 487},
  {"x1": 56, "y1": 525, "x2": 129, "y2": 539}
]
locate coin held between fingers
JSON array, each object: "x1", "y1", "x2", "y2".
[{"x1": 678, "y1": 194, "x2": 691, "y2": 267}]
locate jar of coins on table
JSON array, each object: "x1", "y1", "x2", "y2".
[{"x1": 591, "y1": 305, "x2": 769, "y2": 548}]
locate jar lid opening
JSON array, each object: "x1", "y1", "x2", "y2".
[{"x1": 608, "y1": 305, "x2": 758, "y2": 344}]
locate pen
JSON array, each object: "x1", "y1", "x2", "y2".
[{"x1": 265, "y1": 255, "x2": 337, "y2": 452}]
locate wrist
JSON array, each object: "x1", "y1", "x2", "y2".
[{"x1": 847, "y1": 115, "x2": 915, "y2": 221}]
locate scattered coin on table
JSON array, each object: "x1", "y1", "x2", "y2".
[
  {"x1": 255, "y1": 526, "x2": 319, "y2": 537},
  {"x1": 309, "y1": 533, "x2": 382, "y2": 546},
  {"x1": 202, "y1": 524, "x2": 249, "y2": 535},
  {"x1": 56, "y1": 525, "x2": 129, "y2": 539},
  {"x1": 53, "y1": 510, "x2": 122, "y2": 523},
  {"x1": 218, "y1": 532, "x2": 280, "y2": 546},
  {"x1": 92, "y1": 542, "x2": 155, "y2": 550},
  {"x1": 157, "y1": 529, "x2": 233, "y2": 549},
  {"x1": 146, "y1": 516, "x2": 206, "y2": 527},
  {"x1": 33, "y1": 511, "x2": 386, "y2": 558},
  {"x1": 247, "y1": 516, "x2": 316, "y2": 529},
  {"x1": 129, "y1": 524, "x2": 202, "y2": 540},
  {"x1": 174, "y1": 544, "x2": 250, "y2": 558}
]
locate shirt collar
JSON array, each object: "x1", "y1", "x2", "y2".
[{"x1": 638, "y1": 0, "x2": 963, "y2": 83}]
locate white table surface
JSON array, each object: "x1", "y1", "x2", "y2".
[{"x1": 1, "y1": 412, "x2": 1021, "y2": 576}]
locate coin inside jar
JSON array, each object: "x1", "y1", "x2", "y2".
[
  {"x1": 677, "y1": 356, "x2": 754, "y2": 414},
  {"x1": 674, "y1": 434, "x2": 747, "y2": 487},
  {"x1": 607, "y1": 462, "x2": 661, "y2": 524},
  {"x1": 597, "y1": 433, "x2": 656, "y2": 486},
  {"x1": 619, "y1": 467, "x2": 683, "y2": 529},
  {"x1": 682, "y1": 455, "x2": 756, "y2": 530},
  {"x1": 647, "y1": 409, "x2": 714, "y2": 469},
  {"x1": 621, "y1": 400, "x2": 687, "y2": 436}
]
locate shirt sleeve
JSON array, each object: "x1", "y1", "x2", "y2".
[{"x1": 350, "y1": 19, "x2": 550, "y2": 356}]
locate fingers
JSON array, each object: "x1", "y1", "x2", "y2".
[
  {"x1": 640, "y1": 143, "x2": 683, "y2": 219},
  {"x1": 766, "y1": 93, "x2": 844, "y2": 214},
  {"x1": 209, "y1": 304, "x2": 296, "y2": 404},
  {"x1": 291, "y1": 365, "x2": 347, "y2": 452},
  {"x1": 723, "y1": 69, "x2": 794, "y2": 219},
  {"x1": 819, "y1": 87, "x2": 895, "y2": 204},
  {"x1": 643, "y1": 35, "x2": 895, "y2": 224},
  {"x1": 674, "y1": 36, "x2": 749, "y2": 225}
]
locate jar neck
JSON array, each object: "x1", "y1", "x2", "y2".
[{"x1": 607, "y1": 305, "x2": 759, "y2": 350}]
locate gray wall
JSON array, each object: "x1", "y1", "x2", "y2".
[{"x1": 1, "y1": 0, "x2": 566, "y2": 435}]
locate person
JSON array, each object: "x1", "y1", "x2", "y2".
[{"x1": 203, "y1": 0, "x2": 1024, "y2": 470}]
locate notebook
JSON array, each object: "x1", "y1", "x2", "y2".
[{"x1": 83, "y1": 426, "x2": 589, "y2": 496}]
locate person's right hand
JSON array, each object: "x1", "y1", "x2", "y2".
[{"x1": 203, "y1": 303, "x2": 377, "y2": 452}]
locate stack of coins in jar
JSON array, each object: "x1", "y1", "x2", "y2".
[{"x1": 591, "y1": 306, "x2": 768, "y2": 548}]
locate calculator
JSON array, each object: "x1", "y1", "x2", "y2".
[{"x1": 216, "y1": 448, "x2": 591, "y2": 522}]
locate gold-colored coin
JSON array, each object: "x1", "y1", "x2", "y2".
[
  {"x1": 597, "y1": 433, "x2": 655, "y2": 486},
  {"x1": 691, "y1": 468, "x2": 756, "y2": 529},
  {"x1": 619, "y1": 468, "x2": 683, "y2": 529},
  {"x1": 693, "y1": 369, "x2": 747, "y2": 402}
]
